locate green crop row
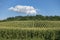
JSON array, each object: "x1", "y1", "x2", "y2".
[
  {"x1": 0, "y1": 21, "x2": 60, "y2": 28},
  {"x1": 0, "y1": 29, "x2": 59, "y2": 40}
]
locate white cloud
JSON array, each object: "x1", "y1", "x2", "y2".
[{"x1": 9, "y1": 5, "x2": 37, "y2": 14}]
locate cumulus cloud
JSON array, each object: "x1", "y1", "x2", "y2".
[{"x1": 9, "y1": 5, "x2": 37, "y2": 14}]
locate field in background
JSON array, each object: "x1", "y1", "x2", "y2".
[
  {"x1": 0, "y1": 21, "x2": 60, "y2": 40},
  {"x1": 0, "y1": 21, "x2": 60, "y2": 28}
]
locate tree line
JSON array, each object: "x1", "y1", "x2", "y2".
[{"x1": 0, "y1": 15, "x2": 60, "y2": 21}]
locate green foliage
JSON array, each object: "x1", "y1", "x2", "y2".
[
  {"x1": 0, "y1": 21, "x2": 60, "y2": 40},
  {"x1": 0, "y1": 21, "x2": 60, "y2": 28},
  {"x1": 1, "y1": 15, "x2": 60, "y2": 21},
  {"x1": 0, "y1": 29, "x2": 59, "y2": 40}
]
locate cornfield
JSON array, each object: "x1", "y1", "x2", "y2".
[
  {"x1": 0, "y1": 21, "x2": 60, "y2": 40},
  {"x1": 0, "y1": 29, "x2": 60, "y2": 40},
  {"x1": 0, "y1": 21, "x2": 60, "y2": 28}
]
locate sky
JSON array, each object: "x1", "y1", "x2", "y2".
[{"x1": 0, "y1": 0, "x2": 60, "y2": 20}]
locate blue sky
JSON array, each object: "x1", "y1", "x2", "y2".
[{"x1": 0, "y1": 0, "x2": 60, "y2": 20}]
